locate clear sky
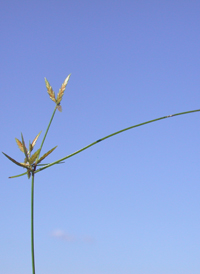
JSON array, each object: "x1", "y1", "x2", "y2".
[{"x1": 1, "y1": 1, "x2": 200, "y2": 274}]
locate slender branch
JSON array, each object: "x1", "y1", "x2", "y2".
[
  {"x1": 31, "y1": 173, "x2": 36, "y2": 274},
  {"x1": 9, "y1": 171, "x2": 27, "y2": 179},
  {"x1": 35, "y1": 108, "x2": 200, "y2": 173}
]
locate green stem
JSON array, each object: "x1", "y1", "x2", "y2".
[
  {"x1": 31, "y1": 173, "x2": 36, "y2": 274},
  {"x1": 35, "y1": 108, "x2": 200, "y2": 173},
  {"x1": 37, "y1": 106, "x2": 57, "y2": 161}
]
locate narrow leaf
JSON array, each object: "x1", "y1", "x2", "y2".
[
  {"x1": 9, "y1": 171, "x2": 27, "y2": 179},
  {"x1": 29, "y1": 140, "x2": 32, "y2": 155},
  {"x1": 56, "y1": 74, "x2": 71, "y2": 104},
  {"x1": 45, "y1": 78, "x2": 56, "y2": 103},
  {"x1": 15, "y1": 138, "x2": 24, "y2": 152},
  {"x1": 36, "y1": 146, "x2": 57, "y2": 164},
  {"x1": 21, "y1": 133, "x2": 29, "y2": 162},
  {"x1": 2, "y1": 152, "x2": 31, "y2": 169},
  {"x1": 31, "y1": 131, "x2": 42, "y2": 150},
  {"x1": 29, "y1": 148, "x2": 41, "y2": 165}
]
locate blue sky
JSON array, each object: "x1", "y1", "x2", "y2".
[{"x1": 1, "y1": 1, "x2": 200, "y2": 273}]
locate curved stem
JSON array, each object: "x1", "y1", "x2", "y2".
[
  {"x1": 35, "y1": 108, "x2": 200, "y2": 173},
  {"x1": 31, "y1": 173, "x2": 36, "y2": 274}
]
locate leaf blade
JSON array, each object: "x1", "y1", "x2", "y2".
[
  {"x1": 21, "y1": 133, "x2": 29, "y2": 162},
  {"x1": 2, "y1": 152, "x2": 31, "y2": 170},
  {"x1": 15, "y1": 138, "x2": 24, "y2": 152},
  {"x1": 36, "y1": 146, "x2": 57, "y2": 164},
  {"x1": 29, "y1": 148, "x2": 41, "y2": 165},
  {"x1": 31, "y1": 131, "x2": 42, "y2": 150}
]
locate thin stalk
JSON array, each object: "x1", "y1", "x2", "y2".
[
  {"x1": 37, "y1": 106, "x2": 57, "y2": 161},
  {"x1": 31, "y1": 173, "x2": 36, "y2": 274},
  {"x1": 35, "y1": 108, "x2": 200, "y2": 173}
]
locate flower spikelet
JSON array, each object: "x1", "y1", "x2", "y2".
[
  {"x1": 57, "y1": 74, "x2": 71, "y2": 105},
  {"x1": 45, "y1": 78, "x2": 56, "y2": 103}
]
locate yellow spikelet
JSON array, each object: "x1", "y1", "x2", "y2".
[
  {"x1": 45, "y1": 78, "x2": 56, "y2": 103},
  {"x1": 56, "y1": 74, "x2": 71, "y2": 104}
]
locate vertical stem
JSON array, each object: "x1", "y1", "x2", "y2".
[{"x1": 31, "y1": 173, "x2": 36, "y2": 274}]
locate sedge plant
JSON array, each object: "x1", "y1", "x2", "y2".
[{"x1": 2, "y1": 75, "x2": 200, "y2": 274}]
